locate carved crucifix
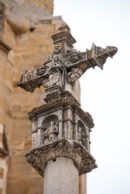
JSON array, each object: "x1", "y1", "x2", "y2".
[{"x1": 18, "y1": 24, "x2": 117, "y2": 103}]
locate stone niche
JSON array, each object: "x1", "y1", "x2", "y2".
[
  {"x1": 30, "y1": 92, "x2": 94, "y2": 152},
  {"x1": 26, "y1": 96, "x2": 97, "y2": 176}
]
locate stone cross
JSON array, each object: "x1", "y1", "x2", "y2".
[
  {"x1": 18, "y1": 24, "x2": 117, "y2": 194},
  {"x1": 18, "y1": 24, "x2": 117, "y2": 102}
]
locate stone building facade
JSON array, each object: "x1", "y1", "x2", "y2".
[{"x1": 0, "y1": 0, "x2": 86, "y2": 194}]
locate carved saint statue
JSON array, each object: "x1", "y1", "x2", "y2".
[
  {"x1": 77, "y1": 126, "x2": 88, "y2": 149},
  {"x1": 43, "y1": 121, "x2": 59, "y2": 143},
  {"x1": 67, "y1": 68, "x2": 82, "y2": 84},
  {"x1": 54, "y1": 43, "x2": 63, "y2": 54},
  {"x1": 43, "y1": 69, "x2": 62, "y2": 88},
  {"x1": 77, "y1": 126, "x2": 82, "y2": 143}
]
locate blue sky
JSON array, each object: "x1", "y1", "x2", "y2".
[{"x1": 54, "y1": 1, "x2": 130, "y2": 194}]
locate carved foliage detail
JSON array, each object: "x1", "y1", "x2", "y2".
[{"x1": 26, "y1": 139, "x2": 97, "y2": 176}]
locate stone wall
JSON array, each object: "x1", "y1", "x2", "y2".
[
  {"x1": 7, "y1": 24, "x2": 56, "y2": 194},
  {"x1": 0, "y1": 41, "x2": 12, "y2": 125}
]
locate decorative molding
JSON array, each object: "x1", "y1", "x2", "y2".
[
  {"x1": 26, "y1": 138, "x2": 97, "y2": 176},
  {"x1": 28, "y1": 92, "x2": 94, "y2": 129}
]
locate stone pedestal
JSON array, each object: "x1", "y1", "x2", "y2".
[{"x1": 44, "y1": 157, "x2": 79, "y2": 194}]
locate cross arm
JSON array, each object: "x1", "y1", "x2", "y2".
[
  {"x1": 17, "y1": 67, "x2": 49, "y2": 92},
  {"x1": 67, "y1": 43, "x2": 118, "y2": 73}
]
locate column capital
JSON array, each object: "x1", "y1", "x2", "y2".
[{"x1": 26, "y1": 138, "x2": 97, "y2": 176}]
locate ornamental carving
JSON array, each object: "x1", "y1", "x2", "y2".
[
  {"x1": 17, "y1": 24, "x2": 117, "y2": 176},
  {"x1": 25, "y1": 138, "x2": 97, "y2": 176},
  {"x1": 42, "y1": 121, "x2": 59, "y2": 144},
  {"x1": 17, "y1": 25, "x2": 117, "y2": 101}
]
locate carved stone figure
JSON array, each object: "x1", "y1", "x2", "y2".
[
  {"x1": 20, "y1": 70, "x2": 30, "y2": 82},
  {"x1": 77, "y1": 126, "x2": 82, "y2": 143},
  {"x1": 53, "y1": 56, "x2": 62, "y2": 67},
  {"x1": 37, "y1": 65, "x2": 47, "y2": 75},
  {"x1": 49, "y1": 69, "x2": 62, "y2": 87},
  {"x1": 42, "y1": 69, "x2": 62, "y2": 88},
  {"x1": 70, "y1": 51, "x2": 81, "y2": 63},
  {"x1": 81, "y1": 137, "x2": 88, "y2": 149},
  {"x1": 31, "y1": 69, "x2": 37, "y2": 79},
  {"x1": 43, "y1": 121, "x2": 58, "y2": 143},
  {"x1": 32, "y1": 134, "x2": 37, "y2": 147},
  {"x1": 67, "y1": 68, "x2": 82, "y2": 84},
  {"x1": 54, "y1": 43, "x2": 63, "y2": 54}
]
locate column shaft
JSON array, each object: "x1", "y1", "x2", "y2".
[{"x1": 44, "y1": 157, "x2": 79, "y2": 194}]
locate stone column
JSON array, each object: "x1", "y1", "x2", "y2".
[
  {"x1": 26, "y1": 138, "x2": 96, "y2": 194},
  {"x1": 44, "y1": 157, "x2": 79, "y2": 194}
]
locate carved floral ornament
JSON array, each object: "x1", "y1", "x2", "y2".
[{"x1": 26, "y1": 138, "x2": 97, "y2": 176}]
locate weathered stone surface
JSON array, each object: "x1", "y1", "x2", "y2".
[
  {"x1": 44, "y1": 157, "x2": 79, "y2": 194},
  {"x1": 17, "y1": 22, "x2": 117, "y2": 194},
  {"x1": 18, "y1": 24, "x2": 117, "y2": 102},
  {"x1": 26, "y1": 138, "x2": 97, "y2": 176},
  {"x1": 7, "y1": 177, "x2": 43, "y2": 194}
]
